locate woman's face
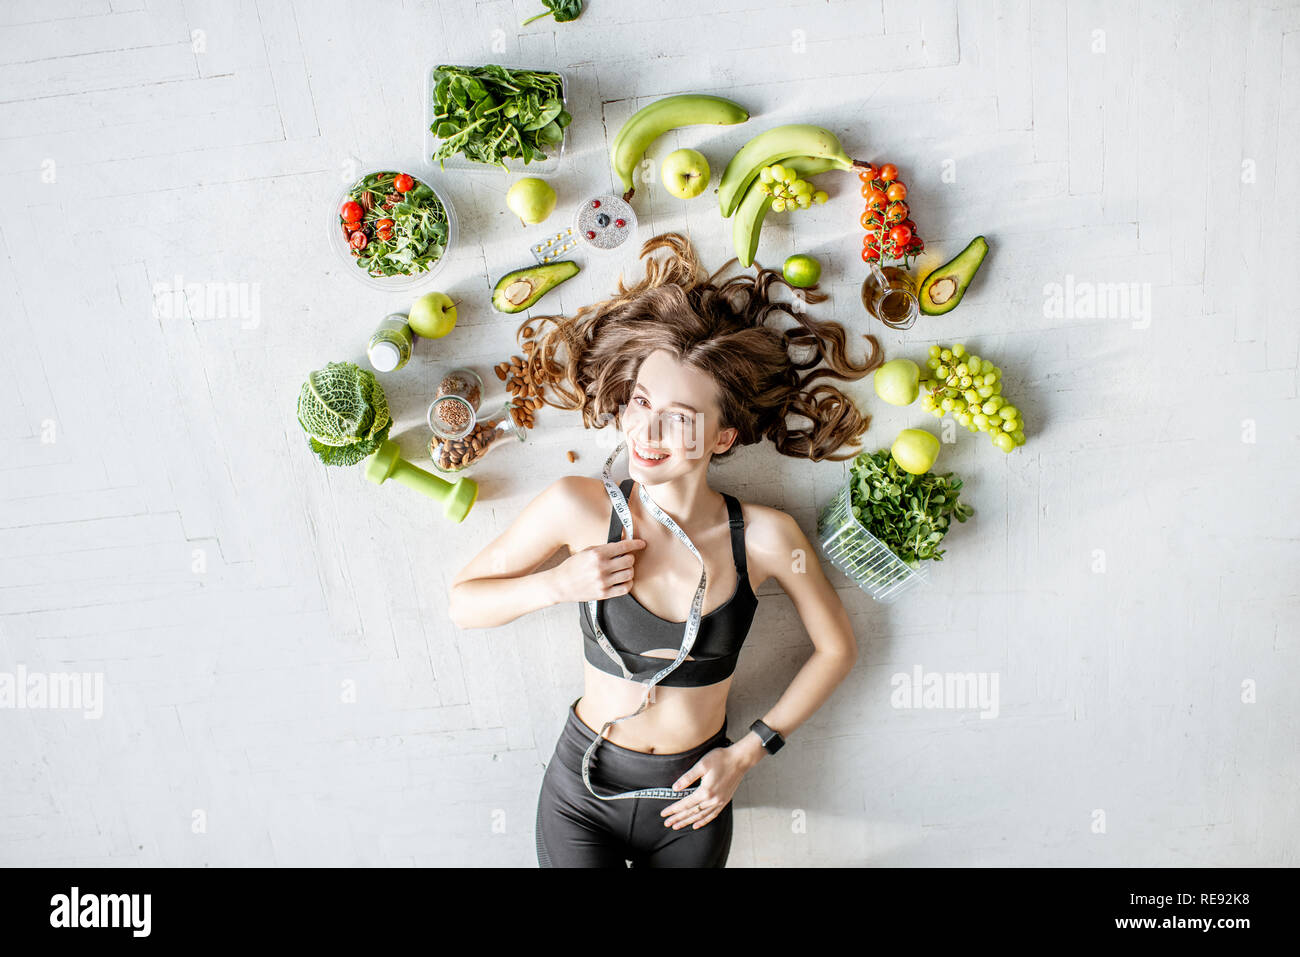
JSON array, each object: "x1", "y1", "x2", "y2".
[{"x1": 620, "y1": 348, "x2": 736, "y2": 477}]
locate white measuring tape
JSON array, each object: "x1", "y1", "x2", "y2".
[{"x1": 581, "y1": 438, "x2": 710, "y2": 801}]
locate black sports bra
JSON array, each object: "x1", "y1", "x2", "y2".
[{"x1": 579, "y1": 478, "x2": 759, "y2": 688}]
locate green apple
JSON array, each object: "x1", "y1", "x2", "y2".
[
  {"x1": 506, "y1": 177, "x2": 557, "y2": 226},
  {"x1": 661, "y1": 148, "x2": 710, "y2": 199},
  {"x1": 783, "y1": 254, "x2": 821, "y2": 288},
  {"x1": 891, "y1": 428, "x2": 940, "y2": 475},
  {"x1": 873, "y1": 358, "x2": 920, "y2": 406},
  {"x1": 408, "y1": 291, "x2": 457, "y2": 338}
]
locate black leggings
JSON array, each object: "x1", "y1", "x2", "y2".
[{"x1": 535, "y1": 698, "x2": 734, "y2": 868}]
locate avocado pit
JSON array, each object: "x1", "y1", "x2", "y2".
[{"x1": 928, "y1": 276, "x2": 958, "y2": 305}]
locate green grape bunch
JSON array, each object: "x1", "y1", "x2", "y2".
[
  {"x1": 758, "y1": 163, "x2": 829, "y2": 212},
  {"x1": 918, "y1": 343, "x2": 1027, "y2": 453}
]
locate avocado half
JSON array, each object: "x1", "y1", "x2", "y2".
[
  {"x1": 491, "y1": 261, "x2": 580, "y2": 314},
  {"x1": 918, "y1": 236, "x2": 989, "y2": 316}
]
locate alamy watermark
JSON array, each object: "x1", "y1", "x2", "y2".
[
  {"x1": 0, "y1": 664, "x2": 103, "y2": 719},
  {"x1": 890, "y1": 665, "x2": 999, "y2": 719},
  {"x1": 1043, "y1": 274, "x2": 1151, "y2": 329},
  {"x1": 151, "y1": 275, "x2": 261, "y2": 329}
]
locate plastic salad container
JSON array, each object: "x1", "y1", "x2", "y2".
[
  {"x1": 424, "y1": 64, "x2": 568, "y2": 174},
  {"x1": 329, "y1": 166, "x2": 458, "y2": 291},
  {"x1": 817, "y1": 477, "x2": 930, "y2": 604}
]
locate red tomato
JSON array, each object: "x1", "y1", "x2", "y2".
[
  {"x1": 857, "y1": 165, "x2": 877, "y2": 182},
  {"x1": 878, "y1": 163, "x2": 898, "y2": 182},
  {"x1": 902, "y1": 218, "x2": 917, "y2": 231},
  {"x1": 393, "y1": 173, "x2": 415, "y2": 192},
  {"x1": 908, "y1": 237, "x2": 925, "y2": 252},
  {"x1": 886, "y1": 182, "x2": 908, "y2": 202},
  {"x1": 863, "y1": 188, "x2": 887, "y2": 209},
  {"x1": 889, "y1": 224, "x2": 913, "y2": 247},
  {"x1": 349, "y1": 230, "x2": 368, "y2": 250},
  {"x1": 376, "y1": 228, "x2": 393, "y2": 241},
  {"x1": 885, "y1": 200, "x2": 909, "y2": 224},
  {"x1": 341, "y1": 201, "x2": 363, "y2": 222},
  {"x1": 376, "y1": 218, "x2": 395, "y2": 231}
]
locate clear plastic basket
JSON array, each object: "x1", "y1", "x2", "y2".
[
  {"x1": 817, "y1": 477, "x2": 930, "y2": 604},
  {"x1": 424, "y1": 64, "x2": 568, "y2": 174},
  {"x1": 329, "y1": 166, "x2": 459, "y2": 291}
]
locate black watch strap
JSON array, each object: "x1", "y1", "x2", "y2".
[{"x1": 749, "y1": 719, "x2": 785, "y2": 755}]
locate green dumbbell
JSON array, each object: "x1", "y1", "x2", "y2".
[{"x1": 363, "y1": 440, "x2": 478, "y2": 523}]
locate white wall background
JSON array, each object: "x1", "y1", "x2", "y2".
[{"x1": 1, "y1": 0, "x2": 1296, "y2": 866}]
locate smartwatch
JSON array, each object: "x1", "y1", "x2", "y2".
[{"x1": 748, "y1": 719, "x2": 785, "y2": 755}]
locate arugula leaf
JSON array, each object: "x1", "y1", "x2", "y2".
[{"x1": 522, "y1": 0, "x2": 583, "y2": 26}]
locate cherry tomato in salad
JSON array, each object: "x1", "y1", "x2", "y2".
[
  {"x1": 878, "y1": 163, "x2": 898, "y2": 182},
  {"x1": 376, "y1": 218, "x2": 395, "y2": 231},
  {"x1": 885, "y1": 181, "x2": 908, "y2": 202},
  {"x1": 349, "y1": 230, "x2": 368, "y2": 250},
  {"x1": 393, "y1": 173, "x2": 415, "y2": 192},
  {"x1": 376, "y1": 228, "x2": 393, "y2": 241},
  {"x1": 340, "y1": 200, "x2": 363, "y2": 222},
  {"x1": 889, "y1": 224, "x2": 913, "y2": 247}
]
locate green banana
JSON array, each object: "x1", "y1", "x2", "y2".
[
  {"x1": 732, "y1": 155, "x2": 840, "y2": 268},
  {"x1": 610, "y1": 93, "x2": 749, "y2": 201},
  {"x1": 718, "y1": 124, "x2": 858, "y2": 218}
]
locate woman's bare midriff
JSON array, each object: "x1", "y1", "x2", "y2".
[
  {"x1": 568, "y1": 476, "x2": 745, "y2": 755},
  {"x1": 575, "y1": 660, "x2": 733, "y2": 753}
]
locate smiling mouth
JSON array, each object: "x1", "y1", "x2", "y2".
[{"x1": 631, "y1": 439, "x2": 670, "y2": 462}]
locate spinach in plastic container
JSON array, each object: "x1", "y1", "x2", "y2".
[
  {"x1": 430, "y1": 64, "x2": 571, "y2": 170},
  {"x1": 847, "y1": 450, "x2": 974, "y2": 566}
]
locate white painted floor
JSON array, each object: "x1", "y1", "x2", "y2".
[{"x1": 1, "y1": 0, "x2": 1297, "y2": 866}]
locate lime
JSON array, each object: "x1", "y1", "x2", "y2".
[{"x1": 782, "y1": 254, "x2": 821, "y2": 288}]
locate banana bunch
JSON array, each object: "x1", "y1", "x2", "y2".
[
  {"x1": 718, "y1": 124, "x2": 860, "y2": 218},
  {"x1": 609, "y1": 93, "x2": 749, "y2": 201},
  {"x1": 733, "y1": 156, "x2": 838, "y2": 268}
]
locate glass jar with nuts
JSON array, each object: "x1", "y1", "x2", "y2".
[
  {"x1": 428, "y1": 399, "x2": 527, "y2": 473},
  {"x1": 427, "y1": 394, "x2": 477, "y2": 440}
]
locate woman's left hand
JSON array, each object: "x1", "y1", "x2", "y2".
[{"x1": 659, "y1": 743, "x2": 749, "y2": 830}]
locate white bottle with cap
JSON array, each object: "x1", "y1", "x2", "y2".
[{"x1": 367, "y1": 313, "x2": 415, "y2": 372}]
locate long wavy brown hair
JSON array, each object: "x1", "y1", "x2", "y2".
[{"x1": 516, "y1": 232, "x2": 883, "y2": 462}]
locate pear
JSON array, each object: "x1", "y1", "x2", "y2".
[{"x1": 506, "y1": 177, "x2": 557, "y2": 227}]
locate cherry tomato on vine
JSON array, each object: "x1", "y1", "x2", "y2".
[
  {"x1": 885, "y1": 182, "x2": 908, "y2": 202},
  {"x1": 349, "y1": 230, "x2": 368, "y2": 250},
  {"x1": 393, "y1": 173, "x2": 415, "y2": 192},
  {"x1": 908, "y1": 237, "x2": 925, "y2": 252},
  {"x1": 885, "y1": 200, "x2": 909, "y2": 224},
  {"x1": 340, "y1": 200, "x2": 363, "y2": 222},
  {"x1": 863, "y1": 187, "x2": 887, "y2": 209},
  {"x1": 889, "y1": 224, "x2": 913, "y2": 248},
  {"x1": 878, "y1": 163, "x2": 898, "y2": 182},
  {"x1": 857, "y1": 165, "x2": 878, "y2": 182}
]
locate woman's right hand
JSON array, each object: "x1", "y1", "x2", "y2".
[{"x1": 549, "y1": 538, "x2": 647, "y2": 604}]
